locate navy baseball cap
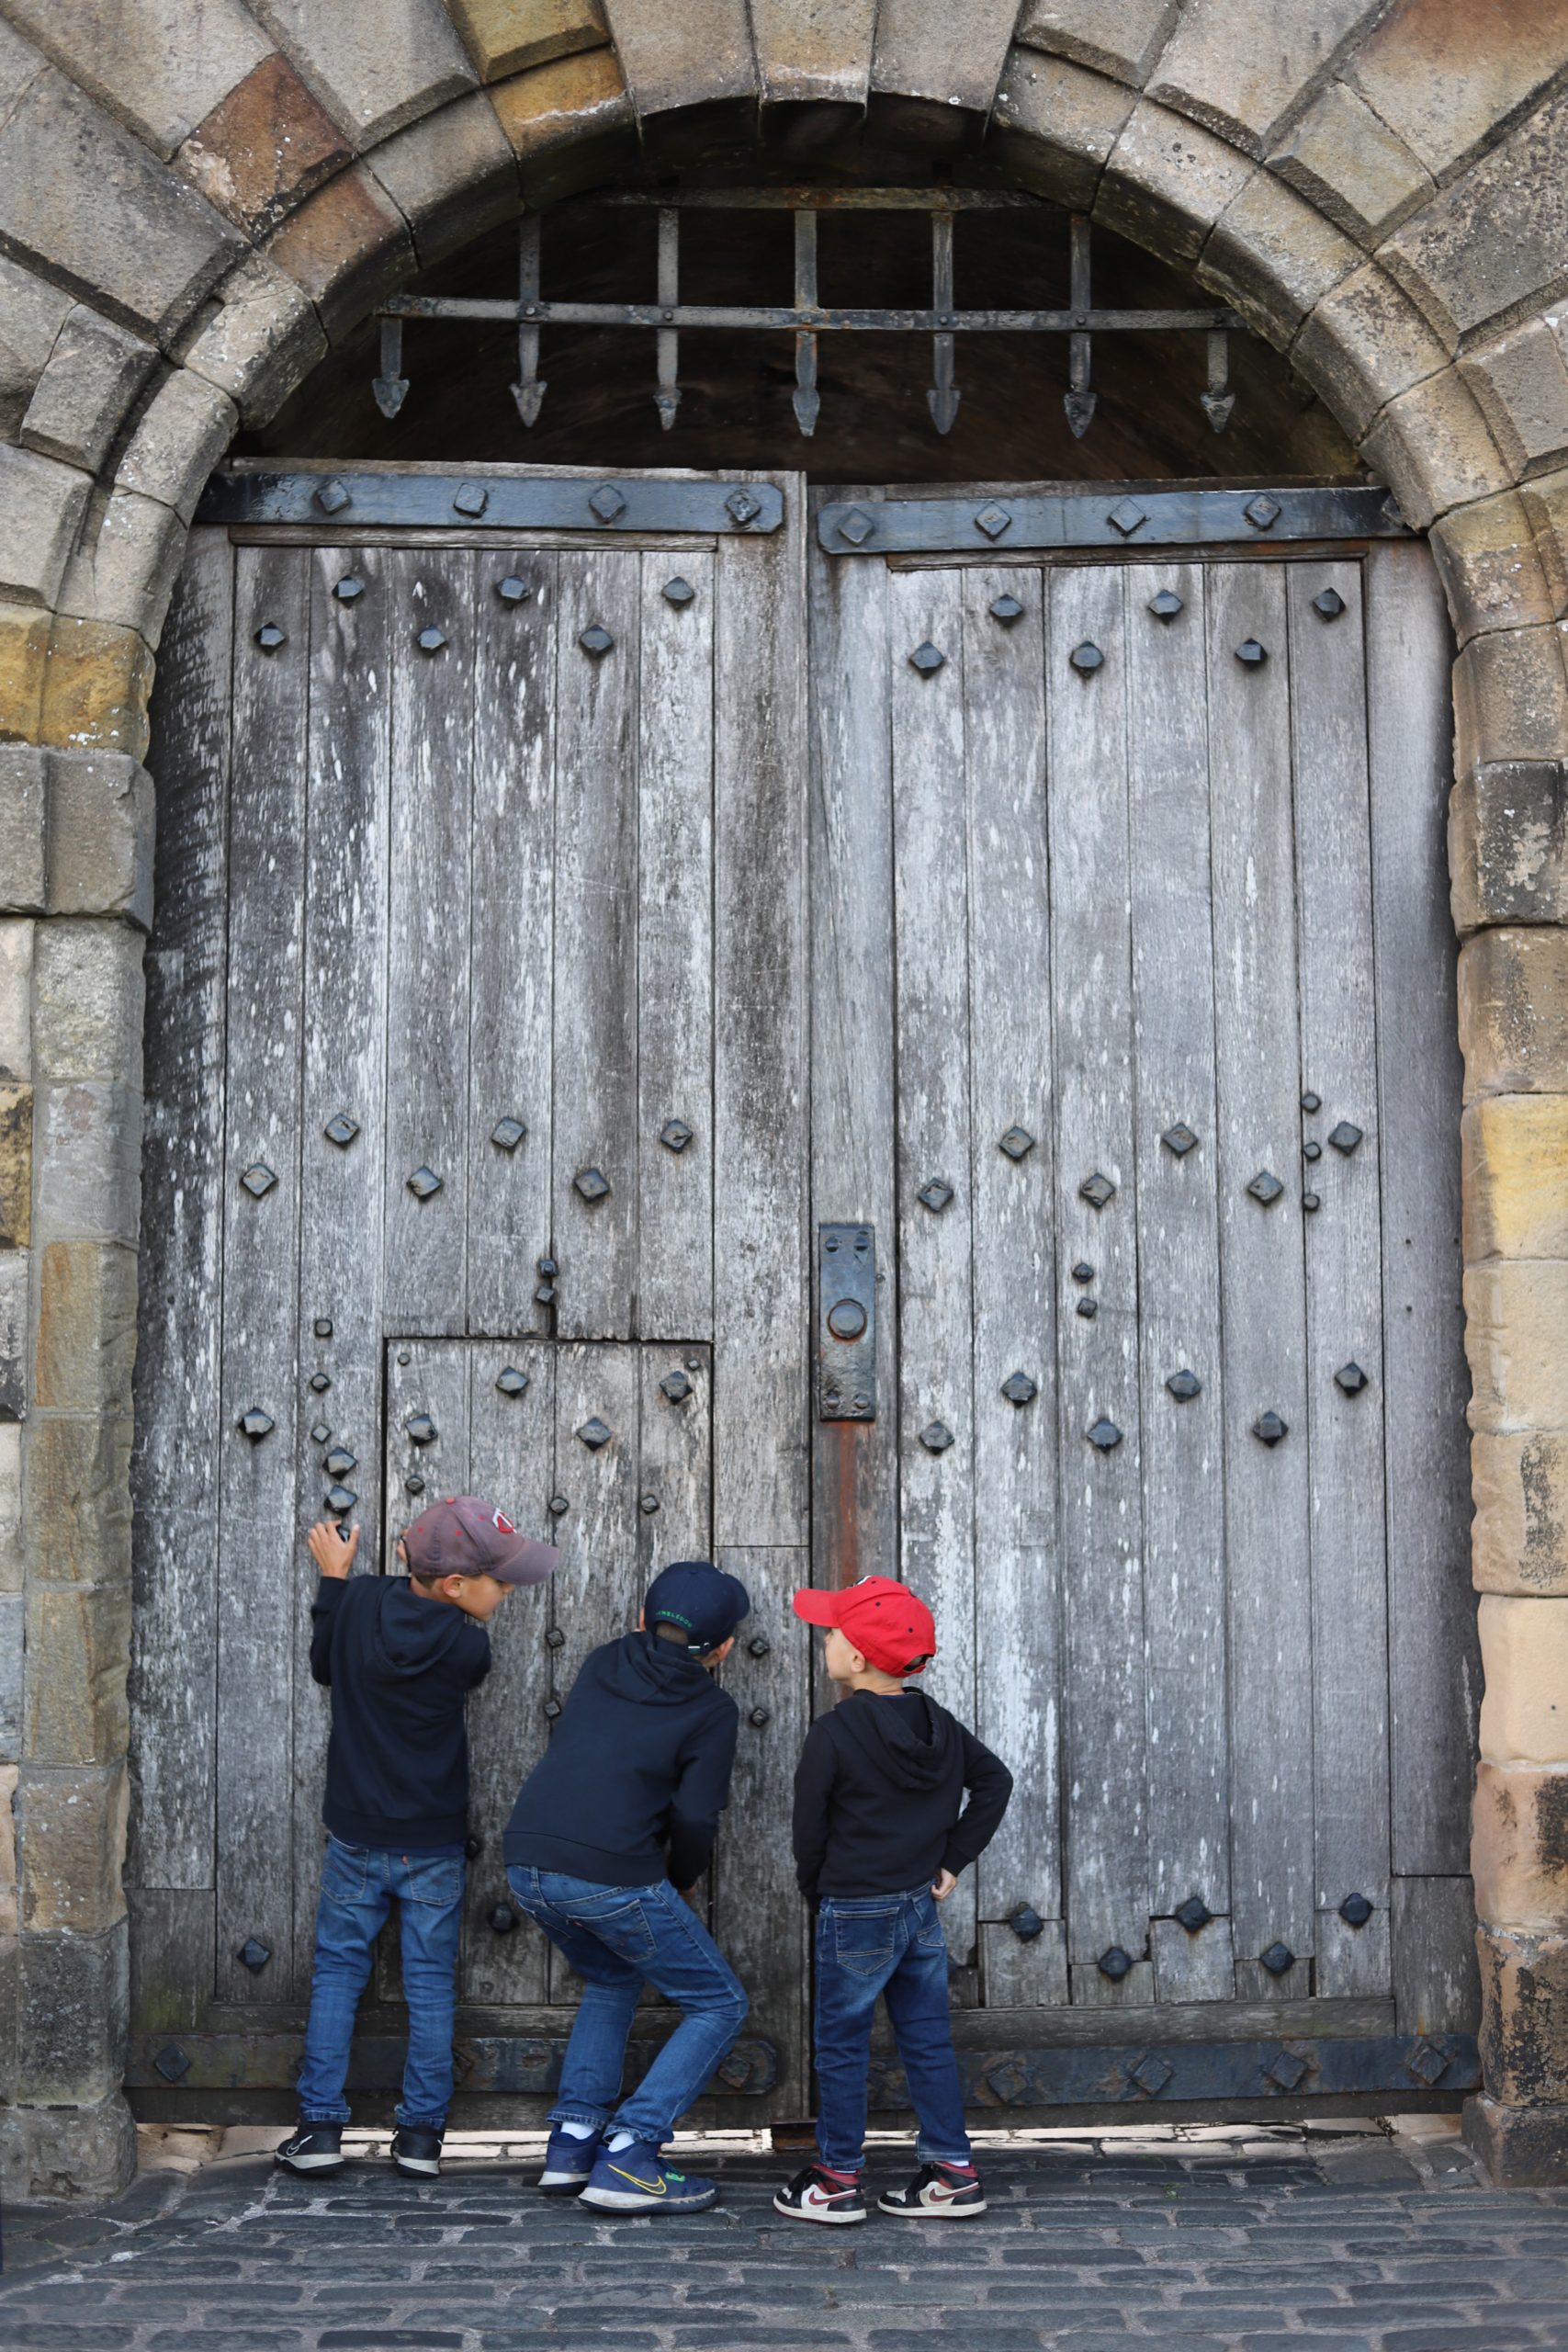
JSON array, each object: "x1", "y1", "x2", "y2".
[{"x1": 645, "y1": 1559, "x2": 750, "y2": 1655}]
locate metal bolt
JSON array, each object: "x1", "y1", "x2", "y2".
[
  {"x1": 544, "y1": 1696, "x2": 562, "y2": 1718},
  {"x1": 1161, "y1": 1123, "x2": 1198, "y2": 1156},
  {"x1": 917, "y1": 1178, "x2": 953, "y2": 1214},
  {"x1": 537, "y1": 1258, "x2": 558, "y2": 1278},
  {"x1": 237, "y1": 1937, "x2": 271, "y2": 1973},
  {"x1": 1301, "y1": 1091, "x2": 1322, "y2": 1113},
  {"x1": 1244, "y1": 494, "x2": 1281, "y2": 530},
  {"x1": 254, "y1": 623, "x2": 286, "y2": 651},
  {"x1": 920, "y1": 1420, "x2": 954, "y2": 1453},
  {"x1": 407, "y1": 1166, "x2": 443, "y2": 1199},
  {"x1": 1147, "y1": 589, "x2": 1183, "y2": 620},
  {"x1": 490, "y1": 1904, "x2": 518, "y2": 1934},
  {"x1": 1265, "y1": 2048, "x2": 1309, "y2": 2092},
  {"x1": 589, "y1": 484, "x2": 627, "y2": 523},
  {"x1": 1000, "y1": 1371, "x2": 1038, "y2": 1406},
  {"x1": 726, "y1": 489, "x2": 762, "y2": 526},
  {"x1": 314, "y1": 1318, "x2": 333, "y2": 1338},
  {"x1": 1087, "y1": 1418, "x2": 1122, "y2": 1451},
  {"x1": 576, "y1": 1418, "x2": 612, "y2": 1451},
  {"x1": 497, "y1": 575, "x2": 531, "y2": 604},
  {"x1": 324, "y1": 1446, "x2": 356, "y2": 1477},
  {"x1": 310, "y1": 1422, "x2": 331, "y2": 1445},
  {"x1": 406, "y1": 1413, "x2": 438, "y2": 1445},
  {"x1": 999, "y1": 1125, "x2": 1035, "y2": 1160},
  {"x1": 1097, "y1": 1945, "x2": 1133, "y2": 1981},
  {"x1": 417, "y1": 627, "x2": 447, "y2": 654},
  {"x1": 579, "y1": 624, "x2": 614, "y2": 656},
  {"x1": 974, "y1": 503, "x2": 1012, "y2": 540},
  {"x1": 1080, "y1": 1171, "x2": 1116, "y2": 1208},
  {"x1": 750, "y1": 1705, "x2": 770, "y2": 1727},
  {"x1": 1174, "y1": 1895, "x2": 1212, "y2": 1933},
  {"x1": 660, "y1": 1370, "x2": 692, "y2": 1405},
  {"x1": 640, "y1": 1494, "x2": 660, "y2": 1514},
  {"x1": 1327, "y1": 1120, "x2": 1363, "y2": 1155},
  {"x1": 315, "y1": 479, "x2": 351, "y2": 514},
  {"x1": 405, "y1": 1474, "x2": 424, "y2": 1496},
  {"x1": 660, "y1": 1118, "x2": 694, "y2": 1153},
  {"x1": 547, "y1": 1627, "x2": 566, "y2": 1649},
  {"x1": 1166, "y1": 1368, "x2": 1201, "y2": 1401},
  {"x1": 310, "y1": 1373, "x2": 331, "y2": 1393},
  {"x1": 323, "y1": 1112, "x2": 359, "y2": 1148},
  {"x1": 325, "y1": 1483, "x2": 357, "y2": 1513},
  {"x1": 662, "y1": 576, "x2": 695, "y2": 605},
  {"x1": 1247, "y1": 1169, "x2": 1283, "y2": 1205},
  {"x1": 909, "y1": 640, "x2": 945, "y2": 674},
  {"x1": 1077, "y1": 1296, "x2": 1098, "y2": 1318},
  {"x1": 334, "y1": 576, "x2": 365, "y2": 604},
  {"x1": 1303, "y1": 1139, "x2": 1322, "y2": 1161},
  {"x1": 491, "y1": 1116, "x2": 526, "y2": 1150},
  {"x1": 1313, "y1": 588, "x2": 1346, "y2": 620},
  {"x1": 1252, "y1": 1410, "x2": 1288, "y2": 1446},
  {"x1": 1335, "y1": 1361, "x2": 1369, "y2": 1395},
  {"x1": 749, "y1": 1634, "x2": 771, "y2": 1657},
  {"x1": 241, "y1": 1161, "x2": 277, "y2": 1198},
  {"x1": 239, "y1": 1408, "x2": 274, "y2": 1442},
  {"x1": 153, "y1": 2043, "x2": 192, "y2": 2083},
  {"x1": 496, "y1": 1366, "x2": 529, "y2": 1396},
  {"x1": 397, "y1": 1349, "x2": 411, "y2": 1365},
  {"x1": 1259, "y1": 1940, "x2": 1295, "y2": 1976},
  {"x1": 1107, "y1": 498, "x2": 1147, "y2": 537},
  {"x1": 1235, "y1": 638, "x2": 1267, "y2": 665},
  {"x1": 453, "y1": 482, "x2": 489, "y2": 518},
  {"x1": 1071, "y1": 1261, "x2": 1094, "y2": 1283},
  {"x1": 574, "y1": 1167, "x2": 610, "y2": 1201},
  {"x1": 988, "y1": 594, "x2": 1023, "y2": 625},
  {"x1": 685, "y1": 1354, "x2": 703, "y2": 1371},
  {"x1": 1303, "y1": 1191, "x2": 1321, "y2": 1211},
  {"x1": 1009, "y1": 1905, "x2": 1044, "y2": 1942},
  {"x1": 1339, "y1": 1892, "x2": 1373, "y2": 1927},
  {"x1": 1069, "y1": 640, "x2": 1104, "y2": 675}
]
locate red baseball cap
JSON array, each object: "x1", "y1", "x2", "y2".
[
  {"x1": 402, "y1": 1496, "x2": 558, "y2": 1588},
  {"x1": 792, "y1": 1576, "x2": 937, "y2": 1676}
]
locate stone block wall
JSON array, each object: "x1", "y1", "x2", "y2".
[{"x1": 0, "y1": 0, "x2": 1565, "y2": 2192}]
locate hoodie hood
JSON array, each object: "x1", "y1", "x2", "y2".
[
  {"x1": 598, "y1": 1629, "x2": 717, "y2": 1705},
  {"x1": 834, "y1": 1687, "x2": 959, "y2": 1792},
  {"x1": 370, "y1": 1578, "x2": 477, "y2": 1679}
]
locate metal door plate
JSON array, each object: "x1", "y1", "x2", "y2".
[{"x1": 818, "y1": 1223, "x2": 875, "y2": 1421}]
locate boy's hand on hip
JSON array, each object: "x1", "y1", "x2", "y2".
[
  {"x1": 931, "y1": 1869, "x2": 957, "y2": 1904},
  {"x1": 310, "y1": 1520, "x2": 357, "y2": 1579}
]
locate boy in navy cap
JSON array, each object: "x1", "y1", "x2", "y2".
[
  {"x1": 276, "y1": 1498, "x2": 557, "y2": 2182},
  {"x1": 503, "y1": 1558, "x2": 751, "y2": 2213}
]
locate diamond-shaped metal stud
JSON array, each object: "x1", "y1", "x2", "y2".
[
  {"x1": 453, "y1": 481, "x2": 489, "y2": 518},
  {"x1": 1264, "y1": 2048, "x2": 1309, "y2": 2092},
  {"x1": 237, "y1": 1937, "x2": 271, "y2": 1973},
  {"x1": 920, "y1": 1420, "x2": 954, "y2": 1453},
  {"x1": 1405, "y1": 2040, "x2": 1450, "y2": 2086},
  {"x1": 1077, "y1": 1296, "x2": 1098, "y2": 1319},
  {"x1": 982, "y1": 2059, "x2": 1031, "y2": 2103},
  {"x1": 407, "y1": 1166, "x2": 443, "y2": 1199},
  {"x1": 491, "y1": 1116, "x2": 526, "y2": 1150},
  {"x1": 239, "y1": 1408, "x2": 274, "y2": 1441},
  {"x1": 909, "y1": 640, "x2": 945, "y2": 674},
  {"x1": 1301, "y1": 1091, "x2": 1321, "y2": 1113},
  {"x1": 315, "y1": 478, "x2": 351, "y2": 514},
  {"x1": 589, "y1": 483, "x2": 626, "y2": 523},
  {"x1": 241, "y1": 1161, "x2": 277, "y2": 1198},
  {"x1": 1107, "y1": 498, "x2": 1146, "y2": 537},
  {"x1": 579, "y1": 624, "x2": 614, "y2": 656},
  {"x1": 1087, "y1": 1418, "x2": 1122, "y2": 1452},
  {"x1": 405, "y1": 1473, "x2": 425, "y2": 1496},
  {"x1": 640, "y1": 1493, "x2": 660, "y2": 1515},
  {"x1": 548, "y1": 1494, "x2": 570, "y2": 1516},
  {"x1": 417, "y1": 627, "x2": 446, "y2": 654},
  {"x1": 999, "y1": 1125, "x2": 1035, "y2": 1161},
  {"x1": 324, "y1": 1446, "x2": 356, "y2": 1477},
  {"x1": 1008, "y1": 1903, "x2": 1044, "y2": 1942},
  {"x1": 1147, "y1": 589, "x2": 1184, "y2": 620},
  {"x1": 1001, "y1": 1371, "x2": 1038, "y2": 1406},
  {"x1": 489, "y1": 1903, "x2": 518, "y2": 1935},
  {"x1": 405, "y1": 1413, "x2": 438, "y2": 1446},
  {"x1": 1328, "y1": 1120, "x2": 1363, "y2": 1155},
  {"x1": 837, "y1": 506, "x2": 874, "y2": 546},
  {"x1": 988, "y1": 594, "x2": 1023, "y2": 624},
  {"x1": 1335, "y1": 1361, "x2": 1368, "y2": 1395},
  {"x1": 323, "y1": 1113, "x2": 359, "y2": 1148},
  {"x1": 577, "y1": 1417, "x2": 612, "y2": 1451},
  {"x1": 1131, "y1": 2052, "x2": 1173, "y2": 2097},
  {"x1": 153, "y1": 2042, "x2": 192, "y2": 2083},
  {"x1": 1080, "y1": 1171, "x2": 1116, "y2": 1208},
  {"x1": 726, "y1": 488, "x2": 761, "y2": 526},
  {"x1": 310, "y1": 1373, "x2": 331, "y2": 1394},
  {"x1": 543, "y1": 1696, "x2": 562, "y2": 1719},
  {"x1": 660, "y1": 1118, "x2": 693, "y2": 1153},
  {"x1": 1162, "y1": 1122, "x2": 1198, "y2": 1156},
  {"x1": 334, "y1": 575, "x2": 365, "y2": 604},
  {"x1": 325, "y1": 1482, "x2": 357, "y2": 1513},
  {"x1": 496, "y1": 1365, "x2": 529, "y2": 1396},
  {"x1": 1070, "y1": 640, "x2": 1104, "y2": 674},
  {"x1": 918, "y1": 1178, "x2": 953, "y2": 1214},
  {"x1": 1259, "y1": 1940, "x2": 1295, "y2": 1976},
  {"x1": 1166, "y1": 1368, "x2": 1201, "y2": 1402},
  {"x1": 574, "y1": 1166, "x2": 610, "y2": 1202},
  {"x1": 497, "y1": 574, "x2": 531, "y2": 604},
  {"x1": 1247, "y1": 1170, "x2": 1283, "y2": 1205},
  {"x1": 1235, "y1": 638, "x2": 1268, "y2": 666},
  {"x1": 1339, "y1": 1892, "x2": 1373, "y2": 1927},
  {"x1": 1174, "y1": 1894, "x2": 1212, "y2": 1932},
  {"x1": 660, "y1": 1369, "x2": 692, "y2": 1405},
  {"x1": 1253, "y1": 1410, "x2": 1288, "y2": 1445},
  {"x1": 974, "y1": 502, "x2": 1013, "y2": 540},
  {"x1": 1072, "y1": 1261, "x2": 1094, "y2": 1283},
  {"x1": 535, "y1": 1283, "x2": 556, "y2": 1306},
  {"x1": 1313, "y1": 587, "x2": 1346, "y2": 620},
  {"x1": 662, "y1": 576, "x2": 695, "y2": 605},
  {"x1": 1097, "y1": 1945, "x2": 1133, "y2": 1981},
  {"x1": 1244, "y1": 494, "x2": 1281, "y2": 530},
  {"x1": 310, "y1": 1421, "x2": 331, "y2": 1445}
]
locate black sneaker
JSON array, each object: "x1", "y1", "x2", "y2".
[
  {"x1": 877, "y1": 2162, "x2": 987, "y2": 2218},
  {"x1": 773, "y1": 2162, "x2": 866, "y2": 2226},
  {"x1": 391, "y1": 2126, "x2": 444, "y2": 2178},
  {"x1": 274, "y1": 2122, "x2": 344, "y2": 2175}
]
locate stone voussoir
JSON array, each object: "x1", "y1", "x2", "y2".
[
  {"x1": 367, "y1": 87, "x2": 519, "y2": 268},
  {"x1": 1521, "y1": 462, "x2": 1568, "y2": 619},
  {"x1": 1360, "y1": 363, "x2": 1509, "y2": 531},
  {"x1": 1453, "y1": 622, "x2": 1568, "y2": 782},
  {"x1": 247, "y1": 0, "x2": 479, "y2": 147},
  {"x1": 991, "y1": 46, "x2": 1136, "y2": 214},
  {"x1": 175, "y1": 49, "x2": 352, "y2": 239},
  {"x1": 1198, "y1": 165, "x2": 1362, "y2": 348},
  {"x1": 0, "y1": 446, "x2": 94, "y2": 612},
  {"x1": 1268, "y1": 76, "x2": 1434, "y2": 249},
  {"x1": 0, "y1": 745, "x2": 48, "y2": 915},
  {"x1": 55, "y1": 489, "x2": 189, "y2": 651},
  {"x1": 1014, "y1": 0, "x2": 1178, "y2": 90},
  {"x1": 264, "y1": 159, "x2": 417, "y2": 345},
  {"x1": 174, "y1": 250, "x2": 327, "y2": 429},
  {"x1": 446, "y1": 0, "x2": 609, "y2": 85},
  {"x1": 1432, "y1": 487, "x2": 1558, "y2": 647},
  {"x1": 115, "y1": 369, "x2": 239, "y2": 527},
  {"x1": 1146, "y1": 0, "x2": 1384, "y2": 162},
  {"x1": 1096, "y1": 96, "x2": 1256, "y2": 265},
  {"x1": 1478, "y1": 1591, "x2": 1568, "y2": 1762},
  {"x1": 1380, "y1": 84, "x2": 1568, "y2": 350},
  {"x1": 1461, "y1": 315, "x2": 1568, "y2": 484},
  {"x1": 1291, "y1": 257, "x2": 1454, "y2": 445},
  {"x1": 18, "y1": 305, "x2": 158, "y2": 477},
  {"x1": 0, "y1": 0, "x2": 274, "y2": 161},
  {"x1": 489, "y1": 45, "x2": 636, "y2": 201}
]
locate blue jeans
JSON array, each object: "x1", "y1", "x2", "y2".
[
  {"x1": 297, "y1": 1836, "x2": 465, "y2": 2130},
  {"x1": 814, "y1": 1888, "x2": 970, "y2": 2174},
  {"x1": 507, "y1": 1866, "x2": 748, "y2": 2145}
]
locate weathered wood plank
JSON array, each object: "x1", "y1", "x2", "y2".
[
  {"x1": 1124, "y1": 561, "x2": 1232, "y2": 1980},
  {"x1": 128, "y1": 1887, "x2": 217, "y2": 2034},
  {"x1": 130, "y1": 527, "x2": 231, "y2": 1894},
  {"x1": 1290, "y1": 557, "x2": 1391, "y2": 2000},
  {"x1": 381, "y1": 552, "x2": 475, "y2": 1334},
  {"x1": 963, "y1": 566, "x2": 1058, "y2": 1988},
  {"x1": 637, "y1": 1342, "x2": 712, "y2": 1583},
  {"x1": 637, "y1": 553, "x2": 715, "y2": 1343},
  {"x1": 1391, "y1": 1875, "x2": 1480, "y2": 2037},
  {"x1": 552, "y1": 554, "x2": 640, "y2": 1342},
  {"x1": 468, "y1": 550, "x2": 557, "y2": 1339},
  {"x1": 213, "y1": 542, "x2": 309, "y2": 2004},
  {"x1": 1206, "y1": 561, "x2": 1314, "y2": 1990},
  {"x1": 1365, "y1": 542, "x2": 1472, "y2": 1879},
  {"x1": 1046, "y1": 564, "x2": 1148, "y2": 1981},
  {"x1": 884, "y1": 1992, "x2": 1397, "y2": 2050},
  {"x1": 714, "y1": 478, "x2": 808, "y2": 1547},
  {"x1": 291, "y1": 541, "x2": 393, "y2": 1994},
  {"x1": 807, "y1": 492, "x2": 896, "y2": 1733}
]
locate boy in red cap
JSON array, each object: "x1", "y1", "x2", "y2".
[
  {"x1": 275, "y1": 1498, "x2": 556, "y2": 2182},
  {"x1": 775, "y1": 1576, "x2": 1011, "y2": 2225}
]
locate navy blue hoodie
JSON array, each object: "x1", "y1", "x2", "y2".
[
  {"x1": 503, "y1": 1631, "x2": 739, "y2": 1890},
  {"x1": 310, "y1": 1574, "x2": 491, "y2": 1850}
]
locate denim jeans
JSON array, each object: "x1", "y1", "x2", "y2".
[
  {"x1": 814, "y1": 1888, "x2": 970, "y2": 2174},
  {"x1": 297, "y1": 1836, "x2": 465, "y2": 2130},
  {"x1": 507, "y1": 1866, "x2": 748, "y2": 2146}
]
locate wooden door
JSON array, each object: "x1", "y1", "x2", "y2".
[
  {"x1": 129, "y1": 475, "x2": 809, "y2": 2119},
  {"x1": 808, "y1": 514, "x2": 1479, "y2": 2108}
]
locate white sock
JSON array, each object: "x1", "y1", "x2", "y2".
[
  {"x1": 558, "y1": 2119, "x2": 598, "y2": 2140},
  {"x1": 607, "y1": 2130, "x2": 638, "y2": 2153}
]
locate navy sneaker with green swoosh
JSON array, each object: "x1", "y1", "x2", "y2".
[{"x1": 578, "y1": 2140, "x2": 719, "y2": 2212}]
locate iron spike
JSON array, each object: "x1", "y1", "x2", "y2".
[
  {"x1": 1201, "y1": 326, "x2": 1235, "y2": 433},
  {"x1": 927, "y1": 213, "x2": 961, "y2": 435},
  {"x1": 511, "y1": 214, "x2": 546, "y2": 427},
  {"x1": 373, "y1": 315, "x2": 408, "y2": 420},
  {"x1": 654, "y1": 205, "x2": 681, "y2": 432},
  {"x1": 792, "y1": 213, "x2": 820, "y2": 436},
  {"x1": 1065, "y1": 212, "x2": 1095, "y2": 438}
]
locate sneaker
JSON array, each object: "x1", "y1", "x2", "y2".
[
  {"x1": 877, "y1": 2162, "x2": 987, "y2": 2218},
  {"x1": 578, "y1": 2140, "x2": 719, "y2": 2213},
  {"x1": 773, "y1": 2162, "x2": 867, "y2": 2226},
  {"x1": 539, "y1": 2124, "x2": 604, "y2": 2195},
  {"x1": 274, "y1": 2122, "x2": 344, "y2": 2175},
  {"x1": 391, "y1": 2125, "x2": 444, "y2": 2178}
]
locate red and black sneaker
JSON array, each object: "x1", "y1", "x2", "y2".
[
  {"x1": 773, "y1": 2162, "x2": 867, "y2": 2226},
  {"x1": 877, "y1": 2162, "x2": 987, "y2": 2218}
]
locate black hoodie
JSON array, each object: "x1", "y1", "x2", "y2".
[
  {"x1": 310, "y1": 1575, "x2": 491, "y2": 1850},
  {"x1": 792, "y1": 1689, "x2": 1013, "y2": 1903},
  {"x1": 503, "y1": 1632, "x2": 739, "y2": 1891}
]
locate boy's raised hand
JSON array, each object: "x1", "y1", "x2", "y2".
[
  {"x1": 309, "y1": 1520, "x2": 358, "y2": 1579},
  {"x1": 931, "y1": 1869, "x2": 957, "y2": 1904}
]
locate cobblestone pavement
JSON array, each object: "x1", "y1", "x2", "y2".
[{"x1": 5, "y1": 2120, "x2": 1568, "y2": 2350}]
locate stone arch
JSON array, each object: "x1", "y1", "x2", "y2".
[{"x1": 2, "y1": 0, "x2": 1566, "y2": 2197}]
